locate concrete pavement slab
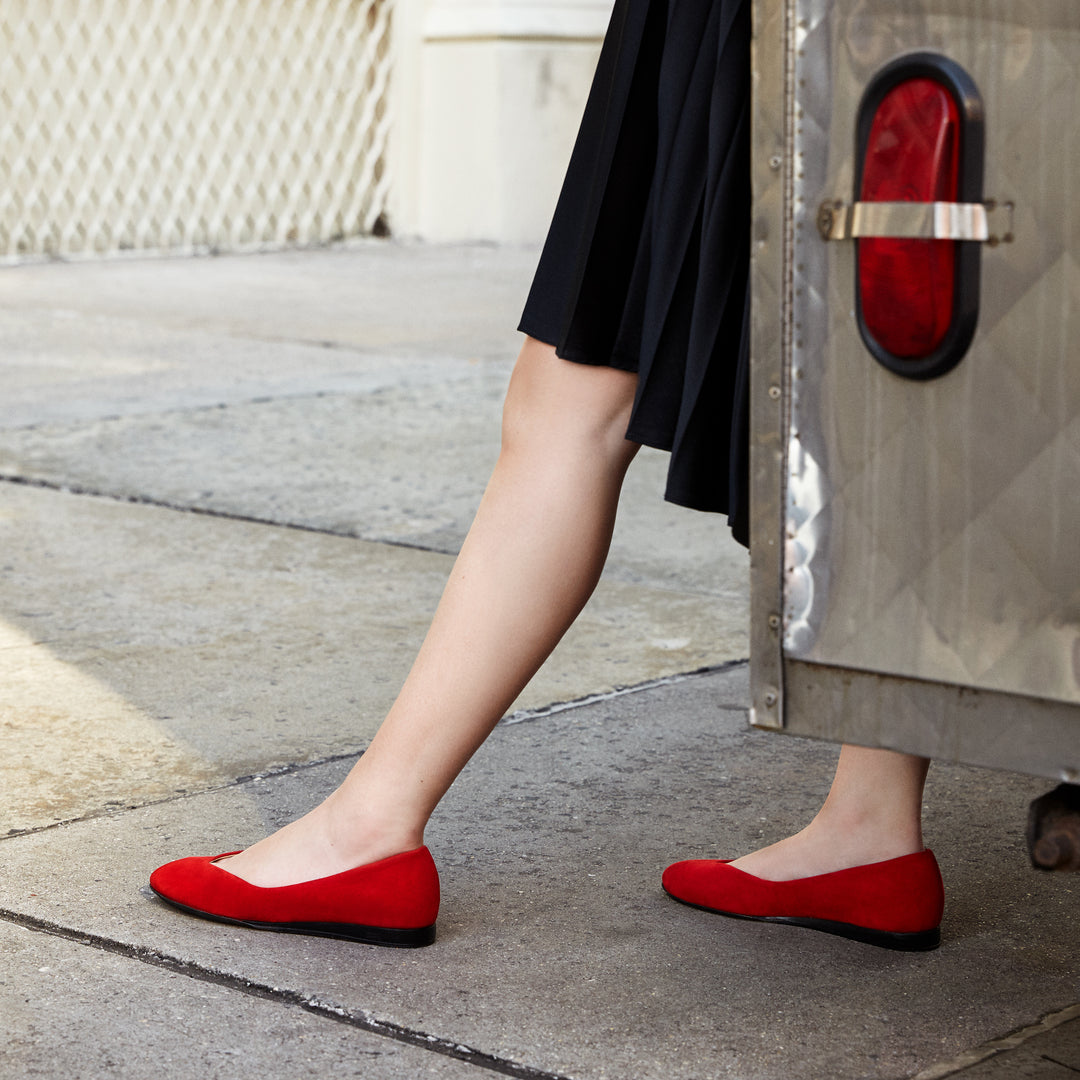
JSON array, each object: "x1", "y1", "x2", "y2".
[
  {"x1": 0, "y1": 243, "x2": 537, "y2": 358},
  {"x1": 0, "y1": 377, "x2": 749, "y2": 595},
  {"x1": 917, "y1": 1006, "x2": 1080, "y2": 1079},
  {"x1": 0, "y1": 244, "x2": 748, "y2": 592},
  {"x1": 0, "y1": 482, "x2": 745, "y2": 834},
  {"x1": 0, "y1": 304, "x2": 493, "y2": 430},
  {"x1": 0, "y1": 920, "x2": 486, "y2": 1079},
  {"x1": 1038, "y1": 1018, "x2": 1080, "y2": 1070},
  {"x1": 1, "y1": 669, "x2": 1076, "y2": 1080},
  {"x1": 958, "y1": 1058, "x2": 1075, "y2": 1079},
  {"x1": 0, "y1": 364, "x2": 515, "y2": 554}
]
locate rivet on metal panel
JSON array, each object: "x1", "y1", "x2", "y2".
[
  {"x1": 768, "y1": 384, "x2": 781, "y2": 400},
  {"x1": 987, "y1": 199, "x2": 1016, "y2": 245},
  {"x1": 769, "y1": 154, "x2": 782, "y2": 171},
  {"x1": 764, "y1": 690, "x2": 778, "y2": 708},
  {"x1": 816, "y1": 201, "x2": 841, "y2": 240},
  {"x1": 767, "y1": 614, "x2": 781, "y2": 631}
]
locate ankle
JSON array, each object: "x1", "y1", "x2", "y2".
[
  {"x1": 729, "y1": 814, "x2": 924, "y2": 882},
  {"x1": 317, "y1": 790, "x2": 425, "y2": 865},
  {"x1": 810, "y1": 802, "x2": 924, "y2": 858}
]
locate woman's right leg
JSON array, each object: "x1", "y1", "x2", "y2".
[
  {"x1": 218, "y1": 337, "x2": 641, "y2": 887},
  {"x1": 729, "y1": 745, "x2": 930, "y2": 878}
]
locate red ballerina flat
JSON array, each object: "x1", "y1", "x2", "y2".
[
  {"x1": 662, "y1": 848, "x2": 944, "y2": 951},
  {"x1": 150, "y1": 845, "x2": 439, "y2": 947}
]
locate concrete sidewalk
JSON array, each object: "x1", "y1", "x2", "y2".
[{"x1": 0, "y1": 243, "x2": 1076, "y2": 1079}]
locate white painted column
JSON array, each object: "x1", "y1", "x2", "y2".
[{"x1": 388, "y1": 0, "x2": 614, "y2": 243}]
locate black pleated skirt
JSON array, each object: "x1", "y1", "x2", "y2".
[{"x1": 518, "y1": 0, "x2": 751, "y2": 546}]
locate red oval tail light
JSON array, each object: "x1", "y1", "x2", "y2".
[{"x1": 855, "y1": 55, "x2": 985, "y2": 380}]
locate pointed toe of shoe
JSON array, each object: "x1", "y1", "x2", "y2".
[
  {"x1": 149, "y1": 846, "x2": 440, "y2": 948},
  {"x1": 150, "y1": 851, "x2": 241, "y2": 911},
  {"x1": 663, "y1": 849, "x2": 944, "y2": 951},
  {"x1": 662, "y1": 858, "x2": 738, "y2": 910}
]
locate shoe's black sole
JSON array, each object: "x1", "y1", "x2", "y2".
[
  {"x1": 665, "y1": 890, "x2": 940, "y2": 951},
  {"x1": 151, "y1": 889, "x2": 436, "y2": 947}
]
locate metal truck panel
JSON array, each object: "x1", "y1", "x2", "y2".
[{"x1": 750, "y1": 0, "x2": 1080, "y2": 779}]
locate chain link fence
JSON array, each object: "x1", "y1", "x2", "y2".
[{"x1": 0, "y1": 0, "x2": 394, "y2": 259}]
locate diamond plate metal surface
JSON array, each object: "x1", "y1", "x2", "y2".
[
  {"x1": 0, "y1": 0, "x2": 393, "y2": 258},
  {"x1": 782, "y1": 1, "x2": 1080, "y2": 708}
]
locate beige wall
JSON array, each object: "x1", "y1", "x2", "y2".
[
  {"x1": 0, "y1": 0, "x2": 611, "y2": 258},
  {"x1": 388, "y1": 0, "x2": 612, "y2": 243}
]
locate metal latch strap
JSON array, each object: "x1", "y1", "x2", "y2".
[{"x1": 817, "y1": 200, "x2": 1014, "y2": 243}]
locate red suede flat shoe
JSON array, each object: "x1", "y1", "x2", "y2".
[
  {"x1": 662, "y1": 849, "x2": 943, "y2": 951},
  {"x1": 149, "y1": 846, "x2": 439, "y2": 947}
]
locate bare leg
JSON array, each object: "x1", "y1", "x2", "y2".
[
  {"x1": 729, "y1": 745, "x2": 930, "y2": 880},
  {"x1": 208, "y1": 340, "x2": 927, "y2": 890},
  {"x1": 220, "y1": 338, "x2": 640, "y2": 887}
]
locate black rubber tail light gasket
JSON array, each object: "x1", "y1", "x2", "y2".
[{"x1": 854, "y1": 52, "x2": 985, "y2": 381}]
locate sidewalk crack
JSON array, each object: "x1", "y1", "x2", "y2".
[
  {"x1": 909, "y1": 1003, "x2": 1080, "y2": 1079},
  {"x1": 0, "y1": 906, "x2": 575, "y2": 1080},
  {"x1": 0, "y1": 473, "x2": 453, "y2": 554},
  {"x1": 3, "y1": 664, "x2": 747, "y2": 843},
  {"x1": 2, "y1": 750, "x2": 364, "y2": 841},
  {"x1": 499, "y1": 659, "x2": 749, "y2": 726},
  {"x1": 1041, "y1": 1056, "x2": 1080, "y2": 1074}
]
